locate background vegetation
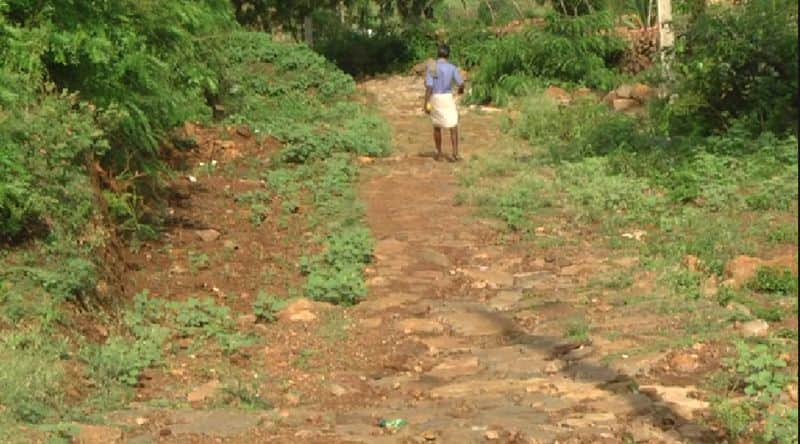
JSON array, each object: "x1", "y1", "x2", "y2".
[
  {"x1": 447, "y1": 1, "x2": 797, "y2": 442},
  {"x1": 1, "y1": 0, "x2": 386, "y2": 438},
  {"x1": 1, "y1": 0, "x2": 797, "y2": 441}
]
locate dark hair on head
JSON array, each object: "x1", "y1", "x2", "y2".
[{"x1": 437, "y1": 44, "x2": 450, "y2": 58}]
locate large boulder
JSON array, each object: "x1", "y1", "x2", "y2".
[
  {"x1": 545, "y1": 85, "x2": 571, "y2": 105},
  {"x1": 631, "y1": 83, "x2": 653, "y2": 101},
  {"x1": 612, "y1": 98, "x2": 639, "y2": 112},
  {"x1": 279, "y1": 298, "x2": 329, "y2": 322}
]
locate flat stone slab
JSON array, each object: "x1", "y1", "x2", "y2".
[
  {"x1": 375, "y1": 238, "x2": 408, "y2": 255},
  {"x1": 430, "y1": 377, "x2": 545, "y2": 398},
  {"x1": 426, "y1": 356, "x2": 481, "y2": 379},
  {"x1": 397, "y1": 318, "x2": 445, "y2": 335},
  {"x1": 167, "y1": 410, "x2": 261, "y2": 437},
  {"x1": 418, "y1": 249, "x2": 452, "y2": 267},
  {"x1": 463, "y1": 268, "x2": 515, "y2": 289},
  {"x1": 417, "y1": 336, "x2": 472, "y2": 355},
  {"x1": 441, "y1": 311, "x2": 513, "y2": 336},
  {"x1": 638, "y1": 385, "x2": 709, "y2": 419},
  {"x1": 477, "y1": 346, "x2": 550, "y2": 376},
  {"x1": 513, "y1": 271, "x2": 555, "y2": 290},
  {"x1": 488, "y1": 291, "x2": 523, "y2": 311},
  {"x1": 357, "y1": 293, "x2": 423, "y2": 312}
]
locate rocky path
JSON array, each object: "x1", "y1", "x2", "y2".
[
  {"x1": 94, "y1": 76, "x2": 718, "y2": 444},
  {"x1": 300, "y1": 75, "x2": 714, "y2": 443}
]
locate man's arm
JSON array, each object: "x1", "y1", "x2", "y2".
[
  {"x1": 424, "y1": 67, "x2": 434, "y2": 113},
  {"x1": 455, "y1": 68, "x2": 465, "y2": 95}
]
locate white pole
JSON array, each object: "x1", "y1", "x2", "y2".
[
  {"x1": 657, "y1": 0, "x2": 675, "y2": 94},
  {"x1": 657, "y1": 0, "x2": 674, "y2": 49}
]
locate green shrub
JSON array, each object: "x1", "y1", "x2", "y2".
[
  {"x1": 304, "y1": 226, "x2": 374, "y2": 306},
  {"x1": 558, "y1": 157, "x2": 667, "y2": 225},
  {"x1": 712, "y1": 398, "x2": 755, "y2": 439},
  {"x1": 0, "y1": 87, "x2": 105, "y2": 241},
  {"x1": 748, "y1": 267, "x2": 798, "y2": 296},
  {"x1": 763, "y1": 407, "x2": 799, "y2": 444},
  {"x1": 323, "y1": 227, "x2": 374, "y2": 269},
  {"x1": 173, "y1": 297, "x2": 230, "y2": 333},
  {"x1": 0, "y1": 332, "x2": 65, "y2": 423},
  {"x1": 668, "y1": 0, "x2": 798, "y2": 135},
  {"x1": 729, "y1": 341, "x2": 790, "y2": 401},
  {"x1": 313, "y1": 25, "x2": 415, "y2": 77},
  {"x1": 252, "y1": 292, "x2": 287, "y2": 323},
  {"x1": 553, "y1": 0, "x2": 607, "y2": 15},
  {"x1": 469, "y1": 12, "x2": 625, "y2": 104},
  {"x1": 81, "y1": 336, "x2": 162, "y2": 387},
  {"x1": 746, "y1": 165, "x2": 799, "y2": 211},
  {"x1": 489, "y1": 175, "x2": 548, "y2": 231},
  {"x1": 305, "y1": 265, "x2": 367, "y2": 306}
]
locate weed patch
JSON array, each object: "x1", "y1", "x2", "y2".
[
  {"x1": 252, "y1": 292, "x2": 287, "y2": 323},
  {"x1": 748, "y1": 267, "x2": 798, "y2": 296}
]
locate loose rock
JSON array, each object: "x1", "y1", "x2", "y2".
[
  {"x1": 563, "y1": 345, "x2": 594, "y2": 361},
  {"x1": 683, "y1": 255, "x2": 702, "y2": 272},
  {"x1": 279, "y1": 298, "x2": 324, "y2": 322},
  {"x1": 169, "y1": 410, "x2": 260, "y2": 437},
  {"x1": 195, "y1": 229, "x2": 221, "y2": 242},
  {"x1": 330, "y1": 384, "x2": 348, "y2": 397},
  {"x1": 398, "y1": 318, "x2": 444, "y2": 335},
  {"x1": 612, "y1": 98, "x2": 638, "y2": 111},
  {"x1": 738, "y1": 319, "x2": 769, "y2": 337},
  {"x1": 669, "y1": 353, "x2": 700, "y2": 373},
  {"x1": 631, "y1": 83, "x2": 653, "y2": 101},
  {"x1": 786, "y1": 383, "x2": 798, "y2": 403},
  {"x1": 187, "y1": 379, "x2": 221, "y2": 402},
  {"x1": 427, "y1": 356, "x2": 480, "y2": 378},
  {"x1": 237, "y1": 314, "x2": 257, "y2": 328},
  {"x1": 419, "y1": 249, "x2": 452, "y2": 267},
  {"x1": 463, "y1": 268, "x2": 515, "y2": 289},
  {"x1": 615, "y1": 84, "x2": 634, "y2": 99},
  {"x1": 545, "y1": 359, "x2": 566, "y2": 374},
  {"x1": 442, "y1": 311, "x2": 511, "y2": 336},
  {"x1": 725, "y1": 255, "x2": 763, "y2": 288},
  {"x1": 289, "y1": 310, "x2": 317, "y2": 322},
  {"x1": 545, "y1": 85, "x2": 571, "y2": 104},
  {"x1": 489, "y1": 291, "x2": 523, "y2": 311}
]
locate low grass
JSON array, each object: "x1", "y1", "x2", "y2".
[
  {"x1": 0, "y1": 34, "x2": 390, "y2": 439},
  {"x1": 457, "y1": 88, "x2": 798, "y2": 442}
]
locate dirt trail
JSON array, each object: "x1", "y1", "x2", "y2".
[
  {"x1": 311, "y1": 75, "x2": 715, "y2": 443},
  {"x1": 108, "y1": 76, "x2": 718, "y2": 444}
]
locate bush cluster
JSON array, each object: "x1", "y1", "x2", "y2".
[{"x1": 469, "y1": 12, "x2": 626, "y2": 105}]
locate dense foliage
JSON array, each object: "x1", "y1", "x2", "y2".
[
  {"x1": 668, "y1": 0, "x2": 798, "y2": 135},
  {"x1": 1, "y1": 0, "x2": 237, "y2": 242},
  {"x1": 469, "y1": 11, "x2": 626, "y2": 104},
  {"x1": 463, "y1": 2, "x2": 799, "y2": 441},
  {"x1": 1, "y1": 0, "x2": 387, "y2": 437},
  {"x1": 0, "y1": 0, "x2": 798, "y2": 441}
]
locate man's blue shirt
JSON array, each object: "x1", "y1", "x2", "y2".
[{"x1": 425, "y1": 59, "x2": 464, "y2": 94}]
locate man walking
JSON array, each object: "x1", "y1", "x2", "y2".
[{"x1": 424, "y1": 44, "x2": 465, "y2": 162}]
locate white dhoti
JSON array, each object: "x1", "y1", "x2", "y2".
[{"x1": 429, "y1": 93, "x2": 459, "y2": 128}]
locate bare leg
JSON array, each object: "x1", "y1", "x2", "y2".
[
  {"x1": 449, "y1": 126, "x2": 460, "y2": 161},
  {"x1": 433, "y1": 127, "x2": 443, "y2": 160}
]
